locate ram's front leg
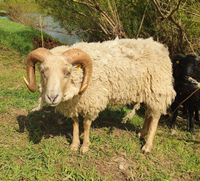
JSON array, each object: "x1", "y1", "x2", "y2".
[
  {"x1": 80, "y1": 118, "x2": 92, "y2": 154},
  {"x1": 31, "y1": 97, "x2": 44, "y2": 112},
  {"x1": 70, "y1": 117, "x2": 80, "y2": 151},
  {"x1": 31, "y1": 84, "x2": 44, "y2": 112}
]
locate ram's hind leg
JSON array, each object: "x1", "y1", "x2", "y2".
[
  {"x1": 80, "y1": 118, "x2": 92, "y2": 154},
  {"x1": 188, "y1": 108, "x2": 194, "y2": 133},
  {"x1": 138, "y1": 109, "x2": 151, "y2": 139},
  {"x1": 141, "y1": 109, "x2": 161, "y2": 153},
  {"x1": 123, "y1": 103, "x2": 140, "y2": 123},
  {"x1": 70, "y1": 117, "x2": 80, "y2": 151}
]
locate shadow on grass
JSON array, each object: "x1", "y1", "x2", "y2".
[
  {"x1": 17, "y1": 104, "x2": 199, "y2": 146},
  {"x1": 93, "y1": 106, "x2": 144, "y2": 134},
  {"x1": 16, "y1": 105, "x2": 144, "y2": 144},
  {"x1": 16, "y1": 107, "x2": 72, "y2": 144}
]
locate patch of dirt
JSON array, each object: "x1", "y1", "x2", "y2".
[
  {"x1": 94, "y1": 153, "x2": 135, "y2": 180},
  {"x1": 0, "y1": 108, "x2": 27, "y2": 124},
  {"x1": 33, "y1": 37, "x2": 62, "y2": 50}
]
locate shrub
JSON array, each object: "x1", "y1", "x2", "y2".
[{"x1": 36, "y1": 0, "x2": 200, "y2": 55}]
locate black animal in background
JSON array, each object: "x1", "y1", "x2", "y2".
[{"x1": 170, "y1": 54, "x2": 200, "y2": 132}]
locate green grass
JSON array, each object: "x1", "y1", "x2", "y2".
[
  {"x1": 0, "y1": 18, "x2": 60, "y2": 55},
  {"x1": 0, "y1": 45, "x2": 39, "y2": 112},
  {"x1": 0, "y1": 18, "x2": 40, "y2": 54},
  {"x1": 0, "y1": 46, "x2": 200, "y2": 180}
]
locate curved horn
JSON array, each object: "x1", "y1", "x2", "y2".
[
  {"x1": 24, "y1": 48, "x2": 51, "y2": 92},
  {"x1": 63, "y1": 48, "x2": 93, "y2": 94}
]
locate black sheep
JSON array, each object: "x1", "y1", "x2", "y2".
[{"x1": 170, "y1": 54, "x2": 200, "y2": 132}]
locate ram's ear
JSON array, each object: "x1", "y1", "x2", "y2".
[
  {"x1": 63, "y1": 48, "x2": 93, "y2": 94},
  {"x1": 73, "y1": 64, "x2": 82, "y2": 69},
  {"x1": 173, "y1": 54, "x2": 185, "y2": 61}
]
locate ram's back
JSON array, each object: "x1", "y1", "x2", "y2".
[{"x1": 54, "y1": 38, "x2": 175, "y2": 117}]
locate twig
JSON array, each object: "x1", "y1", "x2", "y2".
[
  {"x1": 173, "y1": 77, "x2": 200, "y2": 113},
  {"x1": 167, "y1": 0, "x2": 183, "y2": 18},
  {"x1": 152, "y1": 0, "x2": 184, "y2": 51},
  {"x1": 181, "y1": 8, "x2": 200, "y2": 18},
  {"x1": 39, "y1": 15, "x2": 44, "y2": 47},
  {"x1": 152, "y1": 0, "x2": 183, "y2": 19},
  {"x1": 136, "y1": 0, "x2": 149, "y2": 38},
  {"x1": 173, "y1": 88, "x2": 200, "y2": 113},
  {"x1": 73, "y1": 0, "x2": 126, "y2": 38},
  {"x1": 183, "y1": 33, "x2": 196, "y2": 55}
]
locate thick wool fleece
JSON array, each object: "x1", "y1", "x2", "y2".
[{"x1": 53, "y1": 38, "x2": 176, "y2": 120}]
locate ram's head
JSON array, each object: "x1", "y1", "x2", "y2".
[{"x1": 24, "y1": 48, "x2": 92, "y2": 106}]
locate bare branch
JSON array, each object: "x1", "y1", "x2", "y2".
[
  {"x1": 167, "y1": 0, "x2": 183, "y2": 18},
  {"x1": 152, "y1": 0, "x2": 183, "y2": 19},
  {"x1": 136, "y1": 0, "x2": 150, "y2": 38},
  {"x1": 72, "y1": 0, "x2": 126, "y2": 38},
  {"x1": 183, "y1": 33, "x2": 196, "y2": 55}
]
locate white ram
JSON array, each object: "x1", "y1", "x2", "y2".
[{"x1": 24, "y1": 38, "x2": 176, "y2": 153}]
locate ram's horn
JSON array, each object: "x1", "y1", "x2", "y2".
[
  {"x1": 63, "y1": 48, "x2": 93, "y2": 93},
  {"x1": 25, "y1": 48, "x2": 51, "y2": 92}
]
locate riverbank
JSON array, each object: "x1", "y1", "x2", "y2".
[{"x1": 0, "y1": 18, "x2": 61, "y2": 54}]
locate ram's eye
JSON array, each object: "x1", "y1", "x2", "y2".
[
  {"x1": 41, "y1": 69, "x2": 45, "y2": 74},
  {"x1": 41, "y1": 67, "x2": 48, "y2": 73},
  {"x1": 40, "y1": 69, "x2": 46, "y2": 77},
  {"x1": 40, "y1": 68, "x2": 48, "y2": 79},
  {"x1": 63, "y1": 70, "x2": 71, "y2": 77}
]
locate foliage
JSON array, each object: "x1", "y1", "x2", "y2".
[{"x1": 36, "y1": 0, "x2": 200, "y2": 55}]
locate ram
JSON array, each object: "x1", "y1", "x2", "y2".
[{"x1": 24, "y1": 38, "x2": 176, "y2": 153}]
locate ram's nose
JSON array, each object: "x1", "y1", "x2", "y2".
[{"x1": 47, "y1": 94, "x2": 59, "y2": 103}]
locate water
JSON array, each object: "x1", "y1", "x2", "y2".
[
  {"x1": 0, "y1": 16, "x2": 9, "y2": 20},
  {"x1": 0, "y1": 13, "x2": 80, "y2": 45},
  {"x1": 38, "y1": 15, "x2": 80, "y2": 45}
]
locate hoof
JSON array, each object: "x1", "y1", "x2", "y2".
[
  {"x1": 188, "y1": 128, "x2": 194, "y2": 133},
  {"x1": 80, "y1": 145, "x2": 89, "y2": 154},
  {"x1": 189, "y1": 130, "x2": 195, "y2": 134},
  {"x1": 137, "y1": 132, "x2": 142, "y2": 138},
  {"x1": 31, "y1": 106, "x2": 41, "y2": 112},
  {"x1": 142, "y1": 144, "x2": 152, "y2": 154},
  {"x1": 70, "y1": 143, "x2": 80, "y2": 151},
  {"x1": 137, "y1": 130, "x2": 146, "y2": 139},
  {"x1": 122, "y1": 117, "x2": 129, "y2": 124},
  {"x1": 170, "y1": 128, "x2": 176, "y2": 135},
  {"x1": 122, "y1": 115, "x2": 131, "y2": 124}
]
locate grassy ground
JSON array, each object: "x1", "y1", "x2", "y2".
[
  {"x1": 0, "y1": 18, "x2": 60, "y2": 55},
  {"x1": 1, "y1": 3, "x2": 200, "y2": 180},
  {"x1": 0, "y1": 45, "x2": 200, "y2": 180}
]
